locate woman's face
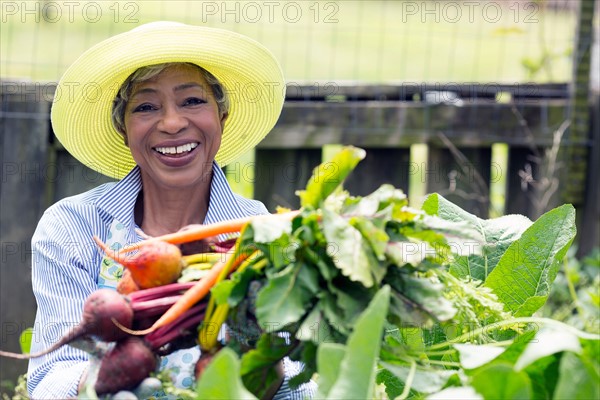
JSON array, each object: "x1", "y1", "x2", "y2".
[{"x1": 123, "y1": 64, "x2": 226, "y2": 189}]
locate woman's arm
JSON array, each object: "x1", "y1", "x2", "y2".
[{"x1": 27, "y1": 206, "x2": 100, "y2": 398}]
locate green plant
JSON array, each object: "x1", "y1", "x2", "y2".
[
  {"x1": 542, "y1": 247, "x2": 600, "y2": 332},
  {"x1": 0, "y1": 374, "x2": 28, "y2": 400},
  {"x1": 194, "y1": 146, "x2": 597, "y2": 399}
]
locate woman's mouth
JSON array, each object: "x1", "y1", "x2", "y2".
[{"x1": 153, "y1": 142, "x2": 199, "y2": 157}]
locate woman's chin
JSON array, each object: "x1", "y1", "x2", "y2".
[{"x1": 142, "y1": 164, "x2": 212, "y2": 191}]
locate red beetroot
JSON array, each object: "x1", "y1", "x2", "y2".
[
  {"x1": 95, "y1": 337, "x2": 157, "y2": 395},
  {"x1": 194, "y1": 351, "x2": 216, "y2": 380},
  {"x1": 0, "y1": 289, "x2": 133, "y2": 359}
]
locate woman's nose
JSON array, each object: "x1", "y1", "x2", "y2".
[{"x1": 158, "y1": 105, "x2": 188, "y2": 134}]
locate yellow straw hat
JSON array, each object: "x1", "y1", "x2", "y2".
[{"x1": 51, "y1": 21, "x2": 285, "y2": 179}]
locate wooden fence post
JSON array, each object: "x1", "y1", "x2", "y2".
[
  {"x1": 565, "y1": 0, "x2": 597, "y2": 256},
  {"x1": 0, "y1": 83, "x2": 50, "y2": 390}
]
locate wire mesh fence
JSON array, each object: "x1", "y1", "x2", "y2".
[{"x1": 0, "y1": 0, "x2": 585, "y2": 84}]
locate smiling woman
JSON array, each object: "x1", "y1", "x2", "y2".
[
  {"x1": 120, "y1": 64, "x2": 227, "y2": 234},
  {"x1": 26, "y1": 21, "x2": 315, "y2": 399}
]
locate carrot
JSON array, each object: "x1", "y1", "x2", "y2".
[
  {"x1": 121, "y1": 250, "x2": 250, "y2": 336},
  {"x1": 117, "y1": 210, "x2": 300, "y2": 255}
]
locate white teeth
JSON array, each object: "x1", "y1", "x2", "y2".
[{"x1": 155, "y1": 142, "x2": 198, "y2": 155}]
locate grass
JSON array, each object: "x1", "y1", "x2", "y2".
[{"x1": 1, "y1": 0, "x2": 576, "y2": 83}]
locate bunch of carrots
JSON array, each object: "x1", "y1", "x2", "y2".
[{"x1": 0, "y1": 211, "x2": 299, "y2": 395}]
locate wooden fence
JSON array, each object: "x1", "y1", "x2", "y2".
[{"x1": 1, "y1": 81, "x2": 598, "y2": 387}]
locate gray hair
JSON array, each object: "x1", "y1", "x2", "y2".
[{"x1": 111, "y1": 62, "x2": 230, "y2": 135}]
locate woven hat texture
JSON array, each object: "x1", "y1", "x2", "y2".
[{"x1": 51, "y1": 22, "x2": 285, "y2": 179}]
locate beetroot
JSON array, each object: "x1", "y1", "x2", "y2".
[
  {"x1": 83, "y1": 289, "x2": 134, "y2": 342},
  {"x1": 0, "y1": 289, "x2": 133, "y2": 359},
  {"x1": 194, "y1": 351, "x2": 216, "y2": 380},
  {"x1": 117, "y1": 269, "x2": 140, "y2": 295},
  {"x1": 95, "y1": 337, "x2": 157, "y2": 395},
  {"x1": 95, "y1": 237, "x2": 183, "y2": 289},
  {"x1": 121, "y1": 241, "x2": 183, "y2": 289}
]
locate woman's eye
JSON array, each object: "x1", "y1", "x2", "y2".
[
  {"x1": 132, "y1": 103, "x2": 156, "y2": 113},
  {"x1": 184, "y1": 97, "x2": 206, "y2": 106}
]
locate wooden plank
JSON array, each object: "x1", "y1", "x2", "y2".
[
  {"x1": 563, "y1": 0, "x2": 596, "y2": 206},
  {"x1": 344, "y1": 148, "x2": 410, "y2": 197},
  {"x1": 261, "y1": 101, "x2": 568, "y2": 149},
  {"x1": 51, "y1": 150, "x2": 116, "y2": 204},
  {"x1": 2, "y1": 81, "x2": 568, "y2": 102},
  {"x1": 578, "y1": 94, "x2": 600, "y2": 257},
  {"x1": 284, "y1": 82, "x2": 568, "y2": 101},
  {"x1": 254, "y1": 148, "x2": 322, "y2": 212},
  {"x1": 0, "y1": 91, "x2": 49, "y2": 386},
  {"x1": 426, "y1": 146, "x2": 491, "y2": 218}
]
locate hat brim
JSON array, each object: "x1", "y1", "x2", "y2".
[{"x1": 51, "y1": 22, "x2": 285, "y2": 179}]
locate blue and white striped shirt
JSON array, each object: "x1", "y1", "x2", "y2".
[{"x1": 27, "y1": 163, "x2": 315, "y2": 399}]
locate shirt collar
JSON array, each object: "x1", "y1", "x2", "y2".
[
  {"x1": 96, "y1": 166, "x2": 141, "y2": 226},
  {"x1": 204, "y1": 161, "x2": 245, "y2": 224},
  {"x1": 96, "y1": 162, "x2": 244, "y2": 226}
]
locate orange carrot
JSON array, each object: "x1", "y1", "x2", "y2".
[
  {"x1": 122, "y1": 250, "x2": 250, "y2": 336},
  {"x1": 118, "y1": 210, "x2": 300, "y2": 254}
]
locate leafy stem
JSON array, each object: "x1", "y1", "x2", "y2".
[
  {"x1": 419, "y1": 349, "x2": 456, "y2": 357},
  {"x1": 427, "y1": 317, "x2": 600, "y2": 351},
  {"x1": 397, "y1": 359, "x2": 416, "y2": 400},
  {"x1": 564, "y1": 257, "x2": 585, "y2": 317},
  {"x1": 423, "y1": 359, "x2": 461, "y2": 368}
]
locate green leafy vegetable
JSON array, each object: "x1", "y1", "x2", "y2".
[
  {"x1": 240, "y1": 334, "x2": 291, "y2": 398},
  {"x1": 514, "y1": 326, "x2": 581, "y2": 371},
  {"x1": 470, "y1": 363, "x2": 533, "y2": 400},
  {"x1": 195, "y1": 348, "x2": 257, "y2": 399},
  {"x1": 315, "y1": 343, "x2": 346, "y2": 398},
  {"x1": 485, "y1": 204, "x2": 576, "y2": 316},
  {"x1": 254, "y1": 263, "x2": 316, "y2": 329},
  {"x1": 423, "y1": 193, "x2": 532, "y2": 281},
  {"x1": 325, "y1": 286, "x2": 390, "y2": 399},
  {"x1": 454, "y1": 343, "x2": 506, "y2": 369},
  {"x1": 379, "y1": 362, "x2": 457, "y2": 394},
  {"x1": 297, "y1": 145, "x2": 366, "y2": 208},
  {"x1": 322, "y1": 208, "x2": 377, "y2": 287},
  {"x1": 196, "y1": 146, "x2": 595, "y2": 400},
  {"x1": 553, "y1": 349, "x2": 600, "y2": 399}
]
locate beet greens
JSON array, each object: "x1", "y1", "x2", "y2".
[{"x1": 202, "y1": 146, "x2": 597, "y2": 400}]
